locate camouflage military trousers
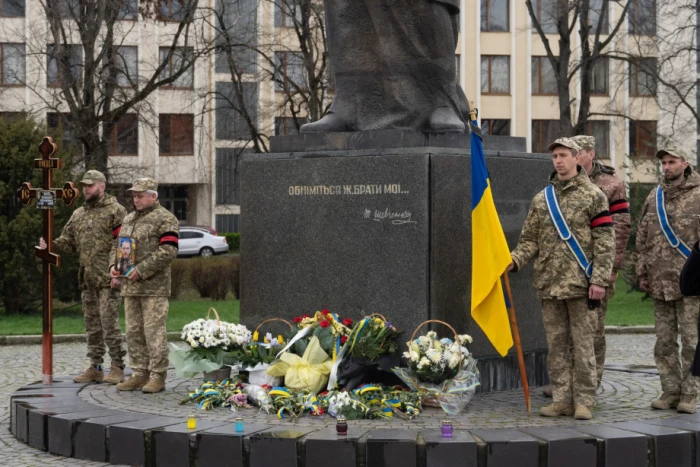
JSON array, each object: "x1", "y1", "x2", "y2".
[
  {"x1": 81, "y1": 288, "x2": 126, "y2": 367},
  {"x1": 543, "y1": 297, "x2": 598, "y2": 407},
  {"x1": 124, "y1": 296, "x2": 169, "y2": 378},
  {"x1": 653, "y1": 297, "x2": 700, "y2": 396}
]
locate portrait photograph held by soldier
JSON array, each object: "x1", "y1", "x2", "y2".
[
  {"x1": 116, "y1": 237, "x2": 136, "y2": 277},
  {"x1": 636, "y1": 147, "x2": 700, "y2": 414},
  {"x1": 38, "y1": 170, "x2": 128, "y2": 385},
  {"x1": 110, "y1": 177, "x2": 179, "y2": 394},
  {"x1": 508, "y1": 137, "x2": 615, "y2": 421}
]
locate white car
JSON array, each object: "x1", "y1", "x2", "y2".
[{"x1": 177, "y1": 227, "x2": 229, "y2": 257}]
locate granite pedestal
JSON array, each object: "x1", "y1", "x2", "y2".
[{"x1": 241, "y1": 131, "x2": 550, "y2": 392}]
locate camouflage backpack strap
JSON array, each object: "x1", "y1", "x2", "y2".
[
  {"x1": 655, "y1": 186, "x2": 691, "y2": 259},
  {"x1": 543, "y1": 185, "x2": 593, "y2": 279}
]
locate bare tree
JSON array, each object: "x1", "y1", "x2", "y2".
[
  {"x1": 526, "y1": 0, "x2": 633, "y2": 136},
  {"x1": 206, "y1": 0, "x2": 330, "y2": 153},
  {"x1": 19, "y1": 0, "x2": 210, "y2": 175}
]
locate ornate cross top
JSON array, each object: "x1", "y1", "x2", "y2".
[{"x1": 16, "y1": 136, "x2": 79, "y2": 385}]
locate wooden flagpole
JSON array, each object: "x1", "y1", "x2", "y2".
[{"x1": 502, "y1": 272, "x2": 531, "y2": 415}]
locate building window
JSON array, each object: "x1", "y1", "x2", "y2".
[
  {"x1": 159, "y1": 47, "x2": 193, "y2": 88},
  {"x1": 117, "y1": 0, "x2": 138, "y2": 20},
  {"x1": 531, "y1": 56, "x2": 557, "y2": 95},
  {"x1": 216, "y1": 148, "x2": 251, "y2": 205},
  {"x1": 215, "y1": 81, "x2": 258, "y2": 140},
  {"x1": 531, "y1": 120, "x2": 559, "y2": 153},
  {"x1": 629, "y1": 120, "x2": 657, "y2": 158},
  {"x1": 1, "y1": 0, "x2": 23, "y2": 17},
  {"x1": 275, "y1": 52, "x2": 306, "y2": 92},
  {"x1": 590, "y1": 58, "x2": 608, "y2": 95},
  {"x1": 629, "y1": 0, "x2": 656, "y2": 36},
  {"x1": 158, "y1": 185, "x2": 188, "y2": 222},
  {"x1": 47, "y1": 113, "x2": 79, "y2": 147},
  {"x1": 159, "y1": 0, "x2": 191, "y2": 21},
  {"x1": 531, "y1": 0, "x2": 558, "y2": 34},
  {"x1": 275, "y1": 0, "x2": 302, "y2": 28},
  {"x1": 588, "y1": 0, "x2": 609, "y2": 34},
  {"x1": 216, "y1": 214, "x2": 240, "y2": 233},
  {"x1": 0, "y1": 43, "x2": 24, "y2": 85},
  {"x1": 481, "y1": 119, "x2": 510, "y2": 136},
  {"x1": 583, "y1": 120, "x2": 610, "y2": 158},
  {"x1": 108, "y1": 114, "x2": 138, "y2": 156},
  {"x1": 215, "y1": 0, "x2": 257, "y2": 75},
  {"x1": 47, "y1": 45, "x2": 82, "y2": 87},
  {"x1": 106, "y1": 46, "x2": 138, "y2": 87},
  {"x1": 159, "y1": 114, "x2": 194, "y2": 155},
  {"x1": 480, "y1": 56, "x2": 509, "y2": 94},
  {"x1": 275, "y1": 116, "x2": 307, "y2": 136},
  {"x1": 481, "y1": 0, "x2": 509, "y2": 32},
  {"x1": 629, "y1": 58, "x2": 657, "y2": 97}
]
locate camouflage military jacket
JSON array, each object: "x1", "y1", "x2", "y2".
[
  {"x1": 110, "y1": 201, "x2": 179, "y2": 297},
  {"x1": 589, "y1": 162, "x2": 631, "y2": 273},
  {"x1": 635, "y1": 169, "x2": 700, "y2": 301},
  {"x1": 511, "y1": 168, "x2": 616, "y2": 299},
  {"x1": 53, "y1": 194, "x2": 126, "y2": 290}
]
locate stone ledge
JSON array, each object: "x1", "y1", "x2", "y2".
[{"x1": 10, "y1": 377, "x2": 699, "y2": 467}]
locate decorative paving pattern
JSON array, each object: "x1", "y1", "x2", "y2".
[{"x1": 0, "y1": 335, "x2": 689, "y2": 466}]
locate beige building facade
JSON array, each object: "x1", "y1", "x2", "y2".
[{"x1": 0, "y1": 0, "x2": 697, "y2": 232}]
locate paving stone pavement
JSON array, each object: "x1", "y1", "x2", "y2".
[{"x1": 0, "y1": 335, "x2": 684, "y2": 466}]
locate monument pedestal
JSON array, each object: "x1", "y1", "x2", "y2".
[{"x1": 240, "y1": 131, "x2": 551, "y2": 392}]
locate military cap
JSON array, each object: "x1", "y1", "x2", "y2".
[
  {"x1": 548, "y1": 137, "x2": 581, "y2": 152},
  {"x1": 656, "y1": 146, "x2": 688, "y2": 162},
  {"x1": 80, "y1": 170, "x2": 106, "y2": 185},
  {"x1": 572, "y1": 135, "x2": 595, "y2": 150},
  {"x1": 127, "y1": 177, "x2": 158, "y2": 192}
]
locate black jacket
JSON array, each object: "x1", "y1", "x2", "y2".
[
  {"x1": 681, "y1": 242, "x2": 700, "y2": 296},
  {"x1": 682, "y1": 242, "x2": 700, "y2": 376}
]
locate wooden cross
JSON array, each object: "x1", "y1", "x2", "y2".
[{"x1": 16, "y1": 136, "x2": 79, "y2": 385}]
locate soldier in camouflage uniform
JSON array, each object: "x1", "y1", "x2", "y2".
[
  {"x1": 110, "y1": 178, "x2": 179, "y2": 394},
  {"x1": 38, "y1": 170, "x2": 128, "y2": 384},
  {"x1": 573, "y1": 135, "x2": 631, "y2": 386},
  {"x1": 636, "y1": 147, "x2": 700, "y2": 414},
  {"x1": 508, "y1": 138, "x2": 615, "y2": 420}
]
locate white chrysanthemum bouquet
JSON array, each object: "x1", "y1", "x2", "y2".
[
  {"x1": 403, "y1": 331, "x2": 473, "y2": 384},
  {"x1": 182, "y1": 318, "x2": 252, "y2": 352},
  {"x1": 393, "y1": 322, "x2": 479, "y2": 415},
  {"x1": 170, "y1": 308, "x2": 251, "y2": 378}
]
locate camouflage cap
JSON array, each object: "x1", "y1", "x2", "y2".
[
  {"x1": 80, "y1": 170, "x2": 106, "y2": 185},
  {"x1": 572, "y1": 135, "x2": 595, "y2": 150},
  {"x1": 127, "y1": 177, "x2": 158, "y2": 192},
  {"x1": 656, "y1": 146, "x2": 688, "y2": 162},
  {"x1": 548, "y1": 137, "x2": 581, "y2": 152}
]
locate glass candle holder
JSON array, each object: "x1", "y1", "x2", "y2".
[
  {"x1": 187, "y1": 415, "x2": 197, "y2": 430},
  {"x1": 441, "y1": 420, "x2": 453, "y2": 438},
  {"x1": 235, "y1": 417, "x2": 244, "y2": 433},
  {"x1": 336, "y1": 416, "x2": 348, "y2": 435}
]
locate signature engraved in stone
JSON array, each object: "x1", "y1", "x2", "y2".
[{"x1": 365, "y1": 208, "x2": 417, "y2": 225}]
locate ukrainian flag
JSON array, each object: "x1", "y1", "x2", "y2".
[{"x1": 470, "y1": 121, "x2": 513, "y2": 357}]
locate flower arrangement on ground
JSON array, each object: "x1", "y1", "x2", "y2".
[
  {"x1": 169, "y1": 310, "x2": 252, "y2": 378},
  {"x1": 287, "y1": 310, "x2": 352, "y2": 357},
  {"x1": 335, "y1": 315, "x2": 405, "y2": 390},
  {"x1": 346, "y1": 315, "x2": 401, "y2": 360},
  {"x1": 393, "y1": 327, "x2": 480, "y2": 415}
]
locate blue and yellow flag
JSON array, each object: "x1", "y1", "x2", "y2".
[{"x1": 470, "y1": 121, "x2": 513, "y2": 357}]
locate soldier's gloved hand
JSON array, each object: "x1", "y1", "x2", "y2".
[
  {"x1": 38, "y1": 238, "x2": 47, "y2": 250},
  {"x1": 588, "y1": 284, "x2": 605, "y2": 300}
]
